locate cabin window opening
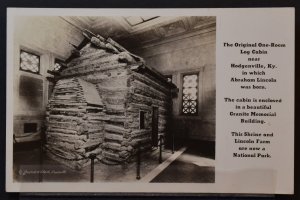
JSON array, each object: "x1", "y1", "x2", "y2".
[
  {"x1": 140, "y1": 111, "x2": 146, "y2": 129},
  {"x1": 20, "y1": 50, "x2": 40, "y2": 74},
  {"x1": 24, "y1": 123, "x2": 38, "y2": 133},
  {"x1": 182, "y1": 73, "x2": 199, "y2": 115}
]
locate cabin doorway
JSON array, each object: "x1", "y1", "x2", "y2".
[{"x1": 152, "y1": 107, "x2": 159, "y2": 147}]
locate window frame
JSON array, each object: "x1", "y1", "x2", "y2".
[
  {"x1": 19, "y1": 49, "x2": 41, "y2": 75},
  {"x1": 180, "y1": 71, "x2": 200, "y2": 116}
]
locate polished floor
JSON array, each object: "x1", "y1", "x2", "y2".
[
  {"x1": 13, "y1": 140, "x2": 215, "y2": 183},
  {"x1": 151, "y1": 142, "x2": 215, "y2": 183}
]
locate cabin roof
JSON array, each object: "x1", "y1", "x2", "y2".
[{"x1": 64, "y1": 29, "x2": 177, "y2": 90}]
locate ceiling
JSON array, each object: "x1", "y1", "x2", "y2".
[{"x1": 61, "y1": 16, "x2": 216, "y2": 49}]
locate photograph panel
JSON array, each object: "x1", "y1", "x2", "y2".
[{"x1": 11, "y1": 15, "x2": 216, "y2": 183}]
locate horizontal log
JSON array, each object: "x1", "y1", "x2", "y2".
[
  {"x1": 127, "y1": 93, "x2": 168, "y2": 107},
  {"x1": 131, "y1": 131, "x2": 151, "y2": 140},
  {"x1": 48, "y1": 141, "x2": 75, "y2": 151},
  {"x1": 48, "y1": 100, "x2": 82, "y2": 105},
  {"x1": 87, "y1": 115, "x2": 107, "y2": 121},
  {"x1": 46, "y1": 135, "x2": 85, "y2": 148},
  {"x1": 86, "y1": 104, "x2": 104, "y2": 109},
  {"x1": 62, "y1": 56, "x2": 123, "y2": 77},
  {"x1": 105, "y1": 133, "x2": 123, "y2": 141},
  {"x1": 103, "y1": 97, "x2": 125, "y2": 105},
  {"x1": 105, "y1": 107, "x2": 126, "y2": 115},
  {"x1": 68, "y1": 53, "x2": 119, "y2": 71},
  {"x1": 108, "y1": 115, "x2": 130, "y2": 123},
  {"x1": 48, "y1": 115, "x2": 83, "y2": 124},
  {"x1": 61, "y1": 63, "x2": 127, "y2": 78},
  {"x1": 47, "y1": 127, "x2": 78, "y2": 135},
  {"x1": 54, "y1": 85, "x2": 79, "y2": 90},
  {"x1": 46, "y1": 150, "x2": 83, "y2": 170},
  {"x1": 78, "y1": 49, "x2": 108, "y2": 63},
  {"x1": 76, "y1": 68, "x2": 128, "y2": 83},
  {"x1": 87, "y1": 123, "x2": 104, "y2": 130},
  {"x1": 46, "y1": 131, "x2": 86, "y2": 141},
  {"x1": 55, "y1": 78, "x2": 78, "y2": 85},
  {"x1": 49, "y1": 110, "x2": 86, "y2": 117},
  {"x1": 45, "y1": 145, "x2": 78, "y2": 160},
  {"x1": 131, "y1": 80, "x2": 169, "y2": 100},
  {"x1": 86, "y1": 110, "x2": 105, "y2": 114},
  {"x1": 125, "y1": 103, "x2": 151, "y2": 112},
  {"x1": 88, "y1": 132, "x2": 105, "y2": 139},
  {"x1": 130, "y1": 72, "x2": 170, "y2": 94},
  {"x1": 88, "y1": 127, "x2": 104, "y2": 134},
  {"x1": 105, "y1": 124, "x2": 130, "y2": 135},
  {"x1": 54, "y1": 89, "x2": 79, "y2": 95},
  {"x1": 103, "y1": 142, "x2": 121, "y2": 151},
  {"x1": 87, "y1": 111, "x2": 104, "y2": 116},
  {"x1": 102, "y1": 150, "x2": 121, "y2": 161},
  {"x1": 49, "y1": 102, "x2": 87, "y2": 107},
  {"x1": 82, "y1": 138, "x2": 103, "y2": 149},
  {"x1": 97, "y1": 87, "x2": 128, "y2": 98},
  {"x1": 131, "y1": 129, "x2": 151, "y2": 136},
  {"x1": 53, "y1": 94, "x2": 77, "y2": 99},
  {"x1": 88, "y1": 116, "x2": 110, "y2": 122},
  {"x1": 46, "y1": 122, "x2": 79, "y2": 131},
  {"x1": 95, "y1": 75, "x2": 129, "y2": 88},
  {"x1": 125, "y1": 121, "x2": 141, "y2": 129}
]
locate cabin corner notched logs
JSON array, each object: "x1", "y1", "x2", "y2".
[{"x1": 45, "y1": 31, "x2": 177, "y2": 170}]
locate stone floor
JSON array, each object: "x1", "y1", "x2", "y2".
[
  {"x1": 150, "y1": 146, "x2": 215, "y2": 183},
  {"x1": 13, "y1": 140, "x2": 215, "y2": 183},
  {"x1": 13, "y1": 143, "x2": 172, "y2": 182}
]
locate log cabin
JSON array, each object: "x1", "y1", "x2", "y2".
[
  {"x1": 45, "y1": 30, "x2": 177, "y2": 169},
  {"x1": 12, "y1": 16, "x2": 216, "y2": 171}
]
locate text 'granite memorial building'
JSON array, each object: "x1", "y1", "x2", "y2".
[{"x1": 13, "y1": 16, "x2": 216, "y2": 182}]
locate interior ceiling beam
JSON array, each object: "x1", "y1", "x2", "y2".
[{"x1": 60, "y1": 16, "x2": 216, "y2": 49}]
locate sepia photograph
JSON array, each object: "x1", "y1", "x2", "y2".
[{"x1": 11, "y1": 15, "x2": 216, "y2": 183}]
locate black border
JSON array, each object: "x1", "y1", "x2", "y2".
[{"x1": 0, "y1": 0, "x2": 298, "y2": 200}]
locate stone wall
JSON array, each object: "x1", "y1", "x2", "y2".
[
  {"x1": 131, "y1": 27, "x2": 216, "y2": 141},
  {"x1": 13, "y1": 16, "x2": 84, "y2": 142}
]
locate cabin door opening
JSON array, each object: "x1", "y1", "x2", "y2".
[{"x1": 152, "y1": 107, "x2": 159, "y2": 147}]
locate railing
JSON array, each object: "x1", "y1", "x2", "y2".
[
  {"x1": 89, "y1": 154, "x2": 96, "y2": 183},
  {"x1": 159, "y1": 135, "x2": 163, "y2": 164},
  {"x1": 37, "y1": 132, "x2": 176, "y2": 182},
  {"x1": 136, "y1": 142, "x2": 141, "y2": 180}
]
